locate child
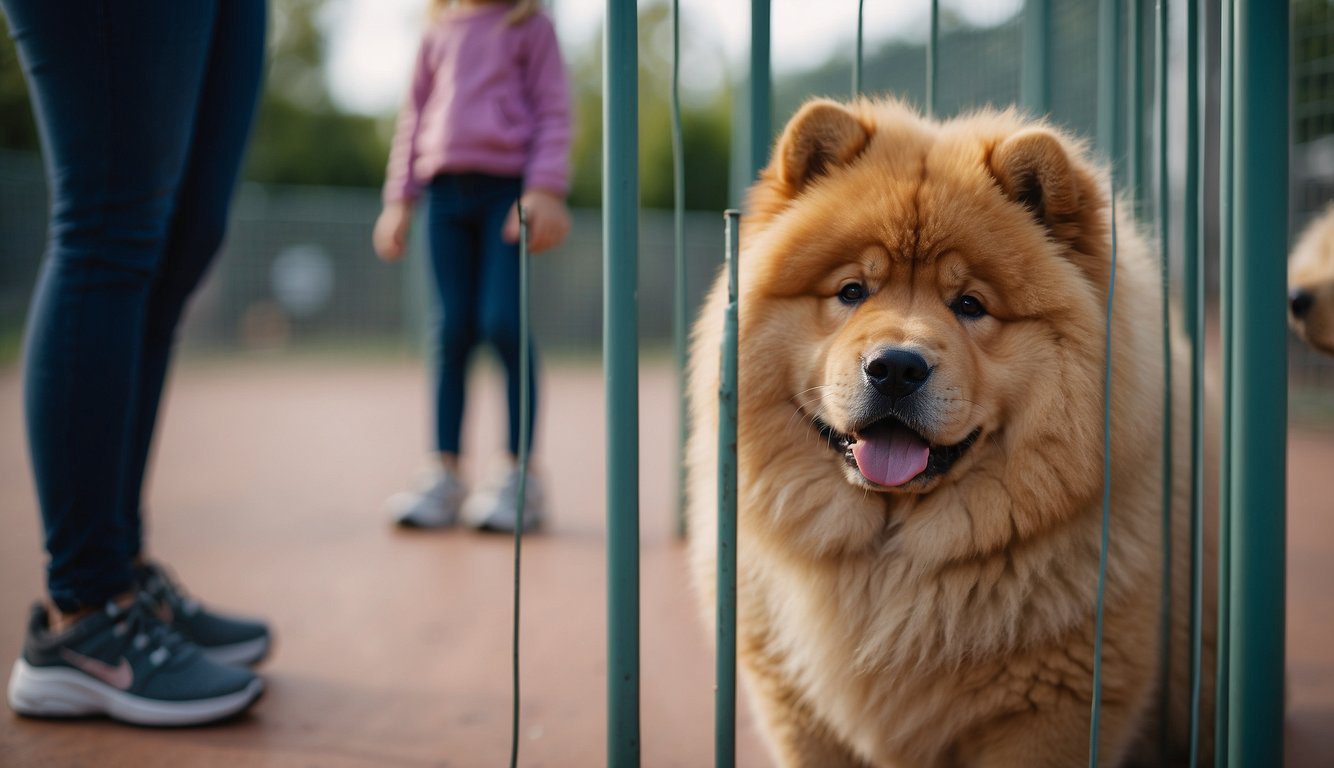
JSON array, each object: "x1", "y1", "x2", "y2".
[{"x1": 373, "y1": 0, "x2": 571, "y2": 532}]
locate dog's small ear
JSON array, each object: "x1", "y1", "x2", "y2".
[
  {"x1": 772, "y1": 100, "x2": 872, "y2": 193},
  {"x1": 989, "y1": 128, "x2": 1086, "y2": 230}
]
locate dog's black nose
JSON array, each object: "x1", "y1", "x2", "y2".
[
  {"x1": 1291, "y1": 289, "x2": 1314, "y2": 320},
  {"x1": 864, "y1": 349, "x2": 931, "y2": 399}
]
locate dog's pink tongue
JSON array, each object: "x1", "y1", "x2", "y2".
[{"x1": 852, "y1": 424, "x2": 930, "y2": 487}]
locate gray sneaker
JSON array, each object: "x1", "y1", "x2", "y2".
[
  {"x1": 388, "y1": 470, "x2": 465, "y2": 529},
  {"x1": 7, "y1": 596, "x2": 263, "y2": 726},
  {"x1": 463, "y1": 467, "x2": 545, "y2": 533},
  {"x1": 136, "y1": 561, "x2": 271, "y2": 668}
]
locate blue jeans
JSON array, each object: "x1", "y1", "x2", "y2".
[
  {"x1": 3, "y1": 0, "x2": 266, "y2": 610},
  {"x1": 427, "y1": 173, "x2": 537, "y2": 458}
]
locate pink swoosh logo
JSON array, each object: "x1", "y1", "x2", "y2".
[{"x1": 59, "y1": 649, "x2": 133, "y2": 690}]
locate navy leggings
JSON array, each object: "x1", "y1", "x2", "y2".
[
  {"x1": 3, "y1": 0, "x2": 266, "y2": 610},
  {"x1": 427, "y1": 174, "x2": 537, "y2": 458}
]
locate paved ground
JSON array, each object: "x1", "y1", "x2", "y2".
[{"x1": 0, "y1": 356, "x2": 1330, "y2": 767}]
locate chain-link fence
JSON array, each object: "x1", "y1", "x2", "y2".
[{"x1": 0, "y1": 149, "x2": 726, "y2": 359}]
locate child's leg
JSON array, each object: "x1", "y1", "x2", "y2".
[
  {"x1": 478, "y1": 177, "x2": 538, "y2": 459},
  {"x1": 427, "y1": 176, "x2": 483, "y2": 461}
]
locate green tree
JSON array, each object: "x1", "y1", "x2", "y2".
[
  {"x1": 245, "y1": 0, "x2": 389, "y2": 187},
  {"x1": 0, "y1": 14, "x2": 38, "y2": 152},
  {"x1": 566, "y1": 1, "x2": 733, "y2": 211},
  {"x1": 0, "y1": 1, "x2": 389, "y2": 187}
]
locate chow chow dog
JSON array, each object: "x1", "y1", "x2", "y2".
[
  {"x1": 687, "y1": 98, "x2": 1215, "y2": 767},
  {"x1": 1290, "y1": 204, "x2": 1334, "y2": 355}
]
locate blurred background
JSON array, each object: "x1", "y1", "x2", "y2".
[{"x1": 1, "y1": 0, "x2": 1327, "y2": 392}]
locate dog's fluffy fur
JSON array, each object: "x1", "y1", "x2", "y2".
[
  {"x1": 687, "y1": 98, "x2": 1216, "y2": 767},
  {"x1": 1290, "y1": 204, "x2": 1334, "y2": 355}
]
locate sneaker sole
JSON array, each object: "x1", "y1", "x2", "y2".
[
  {"x1": 201, "y1": 635, "x2": 271, "y2": 668},
  {"x1": 7, "y1": 659, "x2": 263, "y2": 726},
  {"x1": 394, "y1": 514, "x2": 458, "y2": 529},
  {"x1": 474, "y1": 517, "x2": 543, "y2": 534}
]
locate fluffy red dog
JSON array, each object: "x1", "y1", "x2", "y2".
[{"x1": 688, "y1": 98, "x2": 1215, "y2": 767}]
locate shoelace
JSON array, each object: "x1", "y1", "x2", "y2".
[
  {"x1": 107, "y1": 594, "x2": 188, "y2": 668},
  {"x1": 142, "y1": 563, "x2": 200, "y2": 618}
]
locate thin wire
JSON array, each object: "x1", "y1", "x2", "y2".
[
  {"x1": 509, "y1": 204, "x2": 530, "y2": 768},
  {"x1": 1089, "y1": 184, "x2": 1119, "y2": 768}
]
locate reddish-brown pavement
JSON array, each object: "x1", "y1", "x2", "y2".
[{"x1": 0, "y1": 357, "x2": 1329, "y2": 767}]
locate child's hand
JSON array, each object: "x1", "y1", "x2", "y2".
[
  {"x1": 373, "y1": 201, "x2": 413, "y2": 262},
  {"x1": 503, "y1": 190, "x2": 570, "y2": 254}
]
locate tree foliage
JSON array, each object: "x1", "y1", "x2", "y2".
[{"x1": 0, "y1": 14, "x2": 39, "y2": 152}]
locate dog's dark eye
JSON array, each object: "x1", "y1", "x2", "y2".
[
  {"x1": 952, "y1": 294, "x2": 986, "y2": 318},
  {"x1": 838, "y1": 282, "x2": 866, "y2": 305}
]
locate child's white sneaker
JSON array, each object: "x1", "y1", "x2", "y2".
[
  {"x1": 463, "y1": 467, "x2": 545, "y2": 533},
  {"x1": 388, "y1": 470, "x2": 465, "y2": 529}
]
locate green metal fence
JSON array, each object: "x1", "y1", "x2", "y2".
[{"x1": 601, "y1": 0, "x2": 1292, "y2": 766}]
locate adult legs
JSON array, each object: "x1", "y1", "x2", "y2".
[
  {"x1": 5, "y1": 0, "x2": 227, "y2": 611},
  {"x1": 120, "y1": 0, "x2": 267, "y2": 555}
]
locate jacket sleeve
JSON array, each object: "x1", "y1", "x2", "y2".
[
  {"x1": 383, "y1": 34, "x2": 436, "y2": 204},
  {"x1": 519, "y1": 13, "x2": 571, "y2": 196}
]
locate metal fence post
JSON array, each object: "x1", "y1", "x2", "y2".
[
  {"x1": 927, "y1": 0, "x2": 940, "y2": 117},
  {"x1": 1228, "y1": 0, "x2": 1288, "y2": 764},
  {"x1": 1131, "y1": 0, "x2": 1147, "y2": 212},
  {"x1": 853, "y1": 0, "x2": 866, "y2": 96},
  {"x1": 749, "y1": 0, "x2": 771, "y2": 182},
  {"x1": 1154, "y1": 4, "x2": 1175, "y2": 759},
  {"x1": 1216, "y1": 0, "x2": 1235, "y2": 761},
  {"x1": 1097, "y1": 0, "x2": 1123, "y2": 166},
  {"x1": 1090, "y1": 2, "x2": 1122, "y2": 761},
  {"x1": 1183, "y1": 0, "x2": 1206, "y2": 761},
  {"x1": 716, "y1": 210, "x2": 741, "y2": 768},
  {"x1": 1020, "y1": 0, "x2": 1051, "y2": 115},
  {"x1": 603, "y1": 1, "x2": 640, "y2": 764}
]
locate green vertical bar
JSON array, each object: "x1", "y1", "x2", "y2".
[
  {"x1": 1089, "y1": 188, "x2": 1119, "y2": 768},
  {"x1": 1229, "y1": 0, "x2": 1288, "y2": 764},
  {"x1": 1184, "y1": 0, "x2": 1204, "y2": 762},
  {"x1": 1088, "y1": 3, "x2": 1120, "y2": 757},
  {"x1": 1130, "y1": 0, "x2": 1146, "y2": 212},
  {"x1": 1216, "y1": 0, "x2": 1234, "y2": 763},
  {"x1": 716, "y1": 210, "x2": 740, "y2": 768},
  {"x1": 672, "y1": 0, "x2": 688, "y2": 540},
  {"x1": 927, "y1": 0, "x2": 939, "y2": 117},
  {"x1": 853, "y1": 0, "x2": 865, "y2": 96},
  {"x1": 749, "y1": 0, "x2": 771, "y2": 181},
  {"x1": 1090, "y1": 1, "x2": 1121, "y2": 760},
  {"x1": 1097, "y1": 0, "x2": 1123, "y2": 164},
  {"x1": 1154, "y1": 2, "x2": 1174, "y2": 762},
  {"x1": 603, "y1": 1, "x2": 640, "y2": 764},
  {"x1": 1020, "y1": 0, "x2": 1051, "y2": 115}
]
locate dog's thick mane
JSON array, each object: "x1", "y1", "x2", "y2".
[{"x1": 687, "y1": 98, "x2": 1208, "y2": 767}]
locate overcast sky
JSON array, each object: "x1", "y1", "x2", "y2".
[{"x1": 322, "y1": 0, "x2": 1025, "y2": 116}]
